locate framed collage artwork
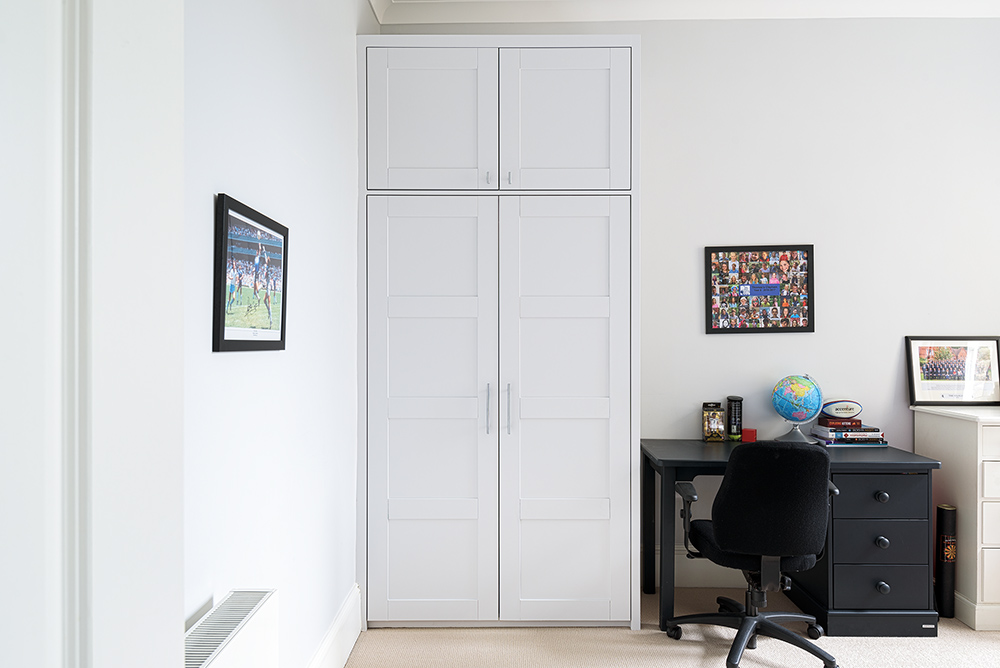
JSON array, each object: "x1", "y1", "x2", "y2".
[{"x1": 705, "y1": 244, "x2": 814, "y2": 334}]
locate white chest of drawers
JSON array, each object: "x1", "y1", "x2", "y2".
[{"x1": 913, "y1": 405, "x2": 1000, "y2": 630}]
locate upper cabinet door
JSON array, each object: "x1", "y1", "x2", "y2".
[
  {"x1": 500, "y1": 48, "x2": 631, "y2": 190},
  {"x1": 367, "y1": 47, "x2": 499, "y2": 190}
]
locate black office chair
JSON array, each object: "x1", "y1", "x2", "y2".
[{"x1": 665, "y1": 440, "x2": 839, "y2": 668}]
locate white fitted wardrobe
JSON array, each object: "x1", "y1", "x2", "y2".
[{"x1": 359, "y1": 35, "x2": 640, "y2": 628}]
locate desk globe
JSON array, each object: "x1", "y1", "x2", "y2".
[{"x1": 771, "y1": 374, "x2": 822, "y2": 442}]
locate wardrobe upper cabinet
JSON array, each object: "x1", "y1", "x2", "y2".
[
  {"x1": 366, "y1": 46, "x2": 631, "y2": 191},
  {"x1": 500, "y1": 48, "x2": 631, "y2": 190},
  {"x1": 367, "y1": 47, "x2": 499, "y2": 190}
]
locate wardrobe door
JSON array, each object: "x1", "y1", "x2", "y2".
[
  {"x1": 368, "y1": 196, "x2": 500, "y2": 621},
  {"x1": 498, "y1": 196, "x2": 631, "y2": 621},
  {"x1": 499, "y1": 48, "x2": 631, "y2": 190},
  {"x1": 367, "y1": 48, "x2": 499, "y2": 190}
]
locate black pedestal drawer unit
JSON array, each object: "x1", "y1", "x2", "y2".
[{"x1": 786, "y1": 455, "x2": 940, "y2": 637}]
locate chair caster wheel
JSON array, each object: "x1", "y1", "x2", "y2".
[
  {"x1": 807, "y1": 623, "x2": 824, "y2": 639},
  {"x1": 666, "y1": 625, "x2": 682, "y2": 639}
]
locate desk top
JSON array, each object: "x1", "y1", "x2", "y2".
[{"x1": 641, "y1": 439, "x2": 941, "y2": 472}]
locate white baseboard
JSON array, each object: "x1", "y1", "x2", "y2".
[
  {"x1": 307, "y1": 584, "x2": 362, "y2": 668},
  {"x1": 954, "y1": 591, "x2": 1000, "y2": 630}
]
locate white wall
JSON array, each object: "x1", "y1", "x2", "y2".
[
  {"x1": 88, "y1": 0, "x2": 186, "y2": 665},
  {"x1": 639, "y1": 18, "x2": 1000, "y2": 448},
  {"x1": 184, "y1": 1, "x2": 377, "y2": 667},
  {"x1": 1, "y1": 1, "x2": 66, "y2": 665},
  {"x1": 8, "y1": 1, "x2": 376, "y2": 665},
  {"x1": 4, "y1": 0, "x2": 186, "y2": 666},
  {"x1": 385, "y1": 18, "x2": 1000, "y2": 450}
]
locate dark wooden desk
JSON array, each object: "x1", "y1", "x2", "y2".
[{"x1": 641, "y1": 439, "x2": 941, "y2": 636}]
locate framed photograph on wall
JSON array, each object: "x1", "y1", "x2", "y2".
[
  {"x1": 904, "y1": 336, "x2": 1000, "y2": 405},
  {"x1": 212, "y1": 194, "x2": 288, "y2": 351},
  {"x1": 705, "y1": 244, "x2": 814, "y2": 334}
]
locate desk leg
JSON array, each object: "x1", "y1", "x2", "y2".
[
  {"x1": 642, "y1": 456, "x2": 655, "y2": 594},
  {"x1": 659, "y1": 466, "x2": 676, "y2": 631}
]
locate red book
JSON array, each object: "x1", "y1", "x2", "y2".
[{"x1": 818, "y1": 416, "x2": 862, "y2": 428}]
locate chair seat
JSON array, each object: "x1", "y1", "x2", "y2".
[{"x1": 690, "y1": 519, "x2": 818, "y2": 573}]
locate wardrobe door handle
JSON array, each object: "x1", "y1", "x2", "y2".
[
  {"x1": 507, "y1": 171, "x2": 512, "y2": 185},
  {"x1": 486, "y1": 383, "x2": 491, "y2": 434},
  {"x1": 486, "y1": 171, "x2": 491, "y2": 185},
  {"x1": 506, "y1": 383, "x2": 511, "y2": 435}
]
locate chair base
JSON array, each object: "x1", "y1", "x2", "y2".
[{"x1": 665, "y1": 595, "x2": 838, "y2": 668}]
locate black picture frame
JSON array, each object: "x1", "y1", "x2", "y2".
[
  {"x1": 904, "y1": 336, "x2": 1000, "y2": 406},
  {"x1": 704, "y1": 244, "x2": 814, "y2": 334},
  {"x1": 212, "y1": 194, "x2": 288, "y2": 351}
]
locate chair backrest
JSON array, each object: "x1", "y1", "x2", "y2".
[{"x1": 711, "y1": 441, "x2": 831, "y2": 558}]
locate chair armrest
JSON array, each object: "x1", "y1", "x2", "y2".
[
  {"x1": 675, "y1": 481, "x2": 698, "y2": 503},
  {"x1": 674, "y1": 481, "x2": 703, "y2": 559},
  {"x1": 815, "y1": 479, "x2": 841, "y2": 563}
]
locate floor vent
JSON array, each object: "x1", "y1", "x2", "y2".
[{"x1": 184, "y1": 589, "x2": 275, "y2": 668}]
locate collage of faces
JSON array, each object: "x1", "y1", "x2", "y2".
[{"x1": 709, "y1": 248, "x2": 810, "y2": 330}]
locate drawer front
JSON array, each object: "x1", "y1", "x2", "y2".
[
  {"x1": 984, "y1": 502, "x2": 1000, "y2": 545},
  {"x1": 984, "y1": 426, "x2": 1000, "y2": 460},
  {"x1": 984, "y1": 461, "x2": 1000, "y2": 498},
  {"x1": 833, "y1": 519, "x2": 929, "y2": 564},
  {"x1": 984, "y1": 549, "x2": 1000, "y2": 603},
  {"x1": 833, "y1": 565, "x2": 930, "y2": 610},
  {"x1": 833, "y1": 473, "x2": 928, "y2": 519}
]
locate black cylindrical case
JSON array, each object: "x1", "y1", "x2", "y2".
[
  {"x1": 935, "y1": 504, "x2": 957, "y2": 618},
  {"x1": 726, "y1": 395, "x2": 743, "y2": 442}
]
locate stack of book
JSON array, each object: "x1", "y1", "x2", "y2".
[{"x1": 810, "y1": 416, "x2": 887, "y2": 447}]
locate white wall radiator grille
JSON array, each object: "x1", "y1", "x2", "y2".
[{"x1": 185, "y1": 589, "x2": 278, "y2": 668}]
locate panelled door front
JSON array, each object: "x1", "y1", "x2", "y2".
[
  {"x1": 368, "y1": 195, "x2": 630, "y2": 622},
  {"x1": 367, "y1": 196, "x2": 500, "y2": 621},
  {"x1": 499, "y1": 48, "x2": 631, "y2": 190},
  {"x1": 366, "y1": 48, "x2": 499, "y2": 190},
  {"x1": 499, "y1": 195, "x2": 631, "y2": 621}
]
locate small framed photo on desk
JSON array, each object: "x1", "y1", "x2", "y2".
[{"x1": 905, "y1": 336, "x2": 1000, "y2": 405}]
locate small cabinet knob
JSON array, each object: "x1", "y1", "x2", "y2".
[
  {"x1": 876, "y1": 581, "x2": 891, "y2": 595},
  {"x1": 875, "y1": 490, "x2": 890, "y2": 503},
  {"x1": 875, "y1": 535, "x2": 891, "y2": 549}
]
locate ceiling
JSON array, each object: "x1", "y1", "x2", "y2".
[{"x1": 367, "y1": 0, "x2": 1000, "y2": 25}]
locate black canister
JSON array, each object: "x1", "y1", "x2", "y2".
[
  {"x1": 935, "y1": 504, "x2": 957, "y2": 618},
  {"x1": 727, "y1": 395, "x2": 743, "y2": 442}
]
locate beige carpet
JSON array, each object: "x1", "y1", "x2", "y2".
[{"x1": 345, "y1": 589, "x2": 1000, "y2": 668}]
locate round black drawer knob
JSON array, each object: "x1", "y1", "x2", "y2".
[
  {"x1": 877, "y1": 581, "x2": 891, "y2": 595},
  {"x1": 875, "y1": 491, "x2": 890, "y2": 503},
  {"x1": 876, "y1": 536, "x2": 891, "y2": 549}
]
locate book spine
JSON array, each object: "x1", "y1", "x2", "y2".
[
  {"x1": 817, "y1": 417, "x2": 862, "y2": 427},
  {"x1": 811, "y1": 426, "x2": 883, "y2": 437},
  {"x1": 813, "y1": 433, "x2": 886, "y2": 441},
  {"x1": 815, "y1": 438, "x2": 888, "y2": 447}
]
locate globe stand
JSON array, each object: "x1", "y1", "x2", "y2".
[{"x1": 775, "y1": 422, "x2": 818, "y2": 444}]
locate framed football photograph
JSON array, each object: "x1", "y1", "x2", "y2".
[
  {"x1": 704, "y1": 244, "x2": 814, "y2": 334},
  {"x1": 904, "y1": 336, "x2": 1000, "y2": 406},
  {"x1": 212, "y1": 194, "x2": 288, "y2": 351}
]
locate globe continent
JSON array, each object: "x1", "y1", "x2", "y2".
[{"x1": 771, "y1": 375, "x2": 822, "y2": 424}]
